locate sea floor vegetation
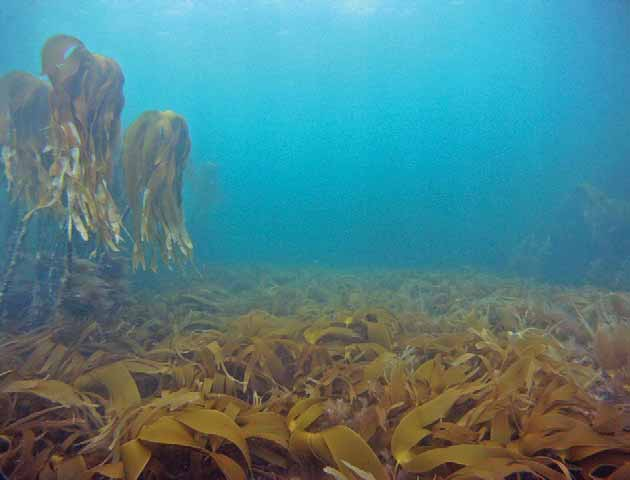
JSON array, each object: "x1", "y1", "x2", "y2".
[{"x1": 0, "y1": 266, "x2": 629, "y2": 480}]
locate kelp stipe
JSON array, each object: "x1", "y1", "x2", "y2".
[
  {"x1": 0, "y1": 217, "x2": 30, "y2": 324},
  {"x1": 122, "y1": 110, "x2": 193, "y2": 270}
]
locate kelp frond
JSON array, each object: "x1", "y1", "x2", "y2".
[
  {"x1": 34, "y1": 34, "x2": 125, "y2": 250},
  {"x1": 0, "y1": 71, "x2": 52, "y2": 208},
  {"x1": 122, "y1": 110, "x2": 193, "y2": 270}
]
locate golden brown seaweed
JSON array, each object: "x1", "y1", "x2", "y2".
[
  {"x1": 0, "y1": 71, "x2": 52, "y2": 208},
  {"x1": 122, "y1": 110, "x2": 193, "y2": 270},
  {"x1": 33, "y1": 34, "x2": 125, "y2": 250},
  {"x1": 2, "y1": 266, "x2": 630, "y2": 479}
]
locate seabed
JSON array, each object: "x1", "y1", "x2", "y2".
[{"x1": 1, "y1": 265, "x2": 630, "y2": 479}]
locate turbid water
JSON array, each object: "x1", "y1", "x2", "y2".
[{"x1": 1, "y1": 2, "x2": 630, "y2": 479}]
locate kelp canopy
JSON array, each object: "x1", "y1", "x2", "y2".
[
  {"x1": 36, "y1": 34, "x2": 125, "y2": 250},
  {"x1": 122, "y1": 111, "x2": 193, "y2": 271},
  {"x1": 0, "y1": 71, "x2": 52, "y2": 208},
  {"x1": 0, "y1": 34, "x2": 197, "y2": 326},
  {"x1": 0, "y1": 267, "x2": 630, "y2": 480}
]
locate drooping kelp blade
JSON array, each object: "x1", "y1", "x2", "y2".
[
  {"x1": 122, "y1": 110, "x2": 193, "y2": 270},
  {"x1": 35, "y1": 34, "x2": 124, "y2": 250},
  {"x1": 41, "y1": 34, "x2": 84, "y2": 85},
  {"x1": 0, "y1": 71, "x2": 52, "y2": 208}
]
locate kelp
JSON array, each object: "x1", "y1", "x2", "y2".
[
  {"x1": 1, "y1": 268, "x2": 630, "y2": 479},
  {"x1": 0, "y1": 35, "x2": 128, "y2": 324},
  {"x1": 122, "y1": 110, "x2": 193, "y2": 270},
  {"x1": 594, "y1": 324, "x2": 630, "y2": 400},
  {"x1": 35, "y1": 34, "x2": 124, "y2": 250},
  {"x1": 0, "y1": 72, "x2": 53, "y2": 322},
  {"x1": 0, "y1": 71, "x2": 52, "y2": 208}
]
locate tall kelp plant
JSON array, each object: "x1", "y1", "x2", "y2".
[
  {"x1": 122, "y1": 110, "x2": 193, "y2": 270},
  {"x1": 0, "y1": 35, "x2": 126, "y2": 324},
  {"x1": 37, "y1": 34, "x2": 124, "y2": 250},
  {"x1": 0, "y1": 72, "x2": 52, "y2": 321}
]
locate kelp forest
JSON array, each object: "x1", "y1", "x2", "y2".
[{"x1": 1, "y1": 35, "x2": 630, "y2": 480}]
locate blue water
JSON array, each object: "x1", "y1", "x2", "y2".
[{"x1": 2, "y1": 0, "x2": 630, "y2": 271}]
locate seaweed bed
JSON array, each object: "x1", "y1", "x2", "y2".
[{"x1": 1, "y1": 266, "x2": 630, "y2": 480}]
